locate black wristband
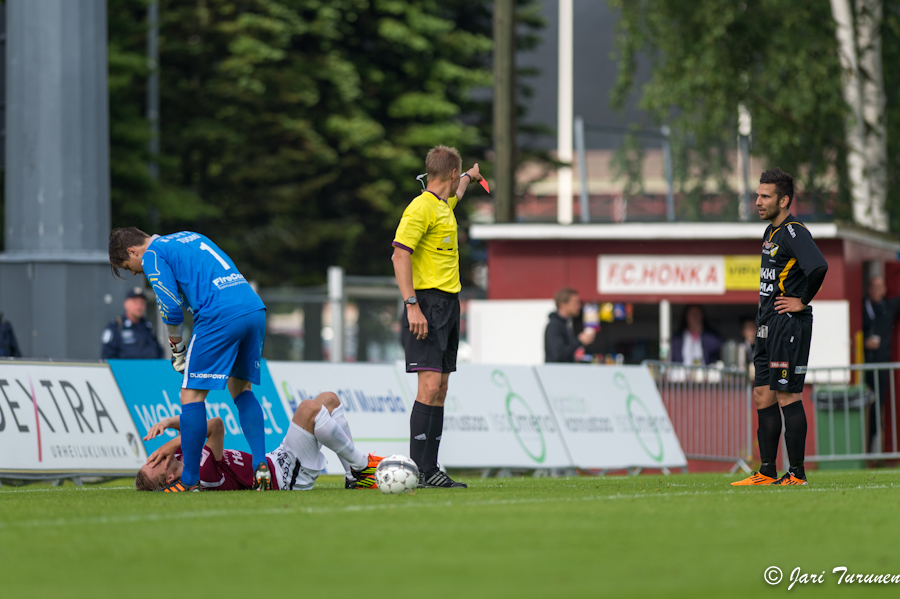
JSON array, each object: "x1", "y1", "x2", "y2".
[{"x1": 461, "y1": 172, "x2": 471, "y2": 181}]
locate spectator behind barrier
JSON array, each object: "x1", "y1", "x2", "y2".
[
  {"x1": 0, "y1": 312, "x2": 22, "y2": 357},
  {"x1": 739, "y1": 317, "x2": 757, "y2": 375},
  {"x1": 670, "y1": 305, "x2": 723, "y2": 366},
  {"x1": 863, "y1": 275, "x2": 900, "y2": 452},
  {"x1": 101, "y1": 286, "x2": 164, "y2": 359},
  {"x1": 544, "y1": 287, "x2": 596, "y2": 363}
]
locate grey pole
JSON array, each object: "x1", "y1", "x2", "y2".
[
  {"x1": 661, "y1": 126, "x2": 675, "y2": 222},
  {"x1": 147, "y1": 0, "x2": 160, "y2": 182},
  {"x1": 0, "y1": 0, "x2": 130, "y2": 359},
  {"x1": 493, "y1": 0, "x2": 516, "y2": 223},
  {"x1": 328, "y1": 266, "x2": 344, "y2": 363},
  {"x1": 737, "y1": 104, "x2": 752, "y2": 222},
  {"x1": 575, "y1": 116, "x2": 590, "y2": 223}
]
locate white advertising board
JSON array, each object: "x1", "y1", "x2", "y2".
[
  {"x1": 266, "y1": 362, "x2": 414, "y2": 474},
  {"x1": 467, "y1": 299, "x2": 556, "y2": 364},
  {"x1": 534, "y1": 364, "x2": 687, "y2": 470},
  {"x1": 806, "y1": 300, "x2": 851, "y2": 382},
  {"x1": 0, "y1": 362, "x2": 147, "y2": 475},
  {"x1": 399, "y1": 364, "x2": 574, "y2": 469},
  {"x1": 598, "y1": 255, "x2": 725, "y2": 294}
]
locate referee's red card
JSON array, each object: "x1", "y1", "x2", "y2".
[{"x1": 480, "y1": 179, "x2": 490, "y2": 194}]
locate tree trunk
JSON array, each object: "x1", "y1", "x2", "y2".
[
  {"x1": 830, "y1": 0, "x2": 874, "y2": 229},
  {"x1": 856, "y1": 0, "x2": 888, "y2": 231}
]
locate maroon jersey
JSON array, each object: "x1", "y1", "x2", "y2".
[{"x1": 175, "y1": 446, "x2": 279, "y2": 491}]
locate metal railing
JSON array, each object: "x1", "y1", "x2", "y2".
[
  {"x1": 643, "y1": 361, "x2": 900, "y2": 472},
  {"x1": 643, "y1": 361, "x2": 752, "y2": 473},
  {"x1": 806, "y1": 364, "x2": 900, "y2": 464}
]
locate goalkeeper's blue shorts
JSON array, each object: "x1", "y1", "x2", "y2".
[{"x1": 181, "y1": 308, "x2": 266, "y2": 390}]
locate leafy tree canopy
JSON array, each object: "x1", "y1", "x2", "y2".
[
  {"x1": 108, "y1": 0, "x2": 544, "y2": 286},
  {"x1": 609, "y1": 0, "x2": 856, "y2": 222}
]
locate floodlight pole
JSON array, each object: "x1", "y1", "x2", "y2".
[
  {"x1": 575, "y1": 115, "x2": 590, "y2": 223},
  {"x1": 147, "y1": 0, "x2": 160, "y2": 182},
  {"x1": 557, "y1": 0, "x2": 574, "y2": 225},
  {"x1": 493, "y1": 0, "x2": 515, "y2": 223},
  {"x1": 737, "y1": 104, "x2": 752, "y2": 221}
]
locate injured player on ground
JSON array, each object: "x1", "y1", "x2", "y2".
[{"x1": 135, "y1": 391, "x2": 382, "y2": 492}]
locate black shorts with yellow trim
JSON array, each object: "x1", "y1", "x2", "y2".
[
  {"x1": 753, "y1": 312, "x2": 812, "y2": 393},
  {"x1": 401, "y1": 289, "x2": 460, "y2": 374}
]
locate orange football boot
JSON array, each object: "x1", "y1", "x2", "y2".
[
  {"x1": 772, "y1": 472, "x2": 808, "y2": 486},
  {"x1": 730, "y1": 471, "x2": 777, "y2": 486}
]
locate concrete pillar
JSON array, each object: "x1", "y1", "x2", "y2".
[{"x1": 0, "y1": 0, "x2": 130, "y2": 359}]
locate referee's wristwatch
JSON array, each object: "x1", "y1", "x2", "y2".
[{"x1": 404, "y1": 296, "x2": 418, "y2": 307}]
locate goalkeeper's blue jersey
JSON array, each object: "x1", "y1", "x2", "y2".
[{"x1": 142, "y1": 231, "x2": 265, "y2": 331}]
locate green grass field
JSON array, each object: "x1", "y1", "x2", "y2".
[{"x1": 2, "y1": 470, "x2": 899, "y2": 598}]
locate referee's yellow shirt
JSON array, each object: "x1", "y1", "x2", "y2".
[{"x1": 392, "y1": 190, "x2": 461, "y2": 294}]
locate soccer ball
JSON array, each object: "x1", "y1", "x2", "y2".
[{"x1": 375, "y1": 454, "x2": 420, "y2": 494}]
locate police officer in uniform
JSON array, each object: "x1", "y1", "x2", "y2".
[
  {"x1": 101, "y1": 286, "x2": 164, "y2": 359},
  {"x1": 0, "y1": 312, "x2": 22, "y2": 357}
]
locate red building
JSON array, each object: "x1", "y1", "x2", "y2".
[{"x1": 470, "y1": 221, "x2": 900, "y2": 468}]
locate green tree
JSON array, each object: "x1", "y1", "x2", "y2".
[
  {"x1": 609, "y1": 0, "x2": 853, "y2": 222},
  {"x1": 148, "y1": 0, "x2": 501, "y2": 285}
]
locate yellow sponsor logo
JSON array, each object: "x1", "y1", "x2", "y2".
[{"x1": 725, "y1": 255, "x2": 760, "y2": 291}]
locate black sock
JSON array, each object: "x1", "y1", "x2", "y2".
[
  {"x1": 757, "y1": 404, "x2": 782, "y2": 478},
  {"x1": 782, "y1": 401, "x2": 807, "y2": 478},
  {"x1": 422, "y1": 405, "x2": 444, "y2": 476},
  {"x1": 409, "y1": 402, "x2": 433, "y2": 473}
]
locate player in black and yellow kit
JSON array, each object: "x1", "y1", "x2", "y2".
[
  {"x1": 733, "y1": 168, "x2": 828, "y2": 486},
  {"x1": 391, "y1": 145, "x2": 482, "y2": 488}
]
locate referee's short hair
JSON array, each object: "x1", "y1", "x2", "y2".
[
  {"x1": 554, "y1": 287, "x2": 578, "y2": 308},
  {"x1": 426, "y1": 145, "x2": 462, "y2": 180},
  {"x1": 760, "y1": 168, "x2": 794, "y2": 208}
]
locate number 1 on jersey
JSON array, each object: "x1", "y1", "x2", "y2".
[{"x1": 200, "y1": 241, "x2": 231, "y2": 270}]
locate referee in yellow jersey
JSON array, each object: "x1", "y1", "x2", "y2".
[{"x1": 391, "y1": 145, "x2": 482, "y2": 488}]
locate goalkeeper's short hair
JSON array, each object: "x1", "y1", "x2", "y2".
[{"x1": 108, "y1": 227, "x2": 150, "y2": 279}]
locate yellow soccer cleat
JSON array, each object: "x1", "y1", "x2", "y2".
[
  {"x1": 730, "y1": 471, "x2": 777, "y2": 486},
  {"x1": 349, "y1": 454, "x2": 384, "y2": 490}
]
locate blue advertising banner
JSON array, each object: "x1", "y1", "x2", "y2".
[{"x1": 107, "y1": 359, "x2": 290, "y2": 456}]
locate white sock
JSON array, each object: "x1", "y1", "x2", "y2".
[
  {"x1": 314, "y1": 406, "x2": 367, "y2": 471},
  {"x1": 330, "y1": 404, "x2": 355, "y2": 478}
]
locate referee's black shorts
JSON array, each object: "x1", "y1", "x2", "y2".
[
  {"x1": 401, "y1": 288, "x2": 459, "y2": 374},
  {"x1": 753, "y1": 312, "x2": 812, "y2": 393}
]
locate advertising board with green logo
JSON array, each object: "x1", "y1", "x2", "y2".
[
  {"x1": 534, "y1": 364, "x2": 687, "y2": 469},
  {"x1": 398, "y1": 364, "x2": 573, "y2": 468},
  {"x1": 266, "y1": 362, "x2": 414, "y2": 474}
]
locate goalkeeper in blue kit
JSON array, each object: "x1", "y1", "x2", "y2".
[{"x1": 109, "y1": 227, "x2": 272, "y2": 491}]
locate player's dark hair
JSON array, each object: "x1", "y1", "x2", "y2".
[
  {"x1": 759, "y1": 168, "x2": 794, "y2": 209},
  {"x1": 108, "y1": 227, "x2": 150, "y2": 279},
  {"x1": 134, "y1": 468, "x2": 163, "y2": 492},
  {"x1": 554, "y1": 287, "x2": 578, "y2": 308},
  {"x1": 425, "y1": 145, "x2": 462, "y2": 181}
]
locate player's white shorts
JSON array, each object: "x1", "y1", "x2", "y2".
[{"x1": 266, "y1": 421, "x2": 327, "y2": 491}]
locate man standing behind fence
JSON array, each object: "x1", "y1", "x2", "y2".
[
  {"x1": 732, "y1": 168, "x2": 828, "y2": 486},
  {"x1": 391, "y1": 145, "x2": 481, "y2": 488},
  {"x1": 863, "y1": 276, "x2": 900, "y2": 452}
]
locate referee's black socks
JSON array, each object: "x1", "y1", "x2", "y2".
[
  {"x1": 782, "y1": 400, "x2": 808, "y2": 479},
  {"x1": 423, "y1": 405, "x2": 444, "y2": 476},
  {"x1": 410, "y1": 402, "x2": 432, "y2": 473},
  {"x1": 409, "y1": 402, "x2": 445, "y2": 476},
  {"x1": 757, "y1": 404, "x2": 782, "y2": 478}
]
